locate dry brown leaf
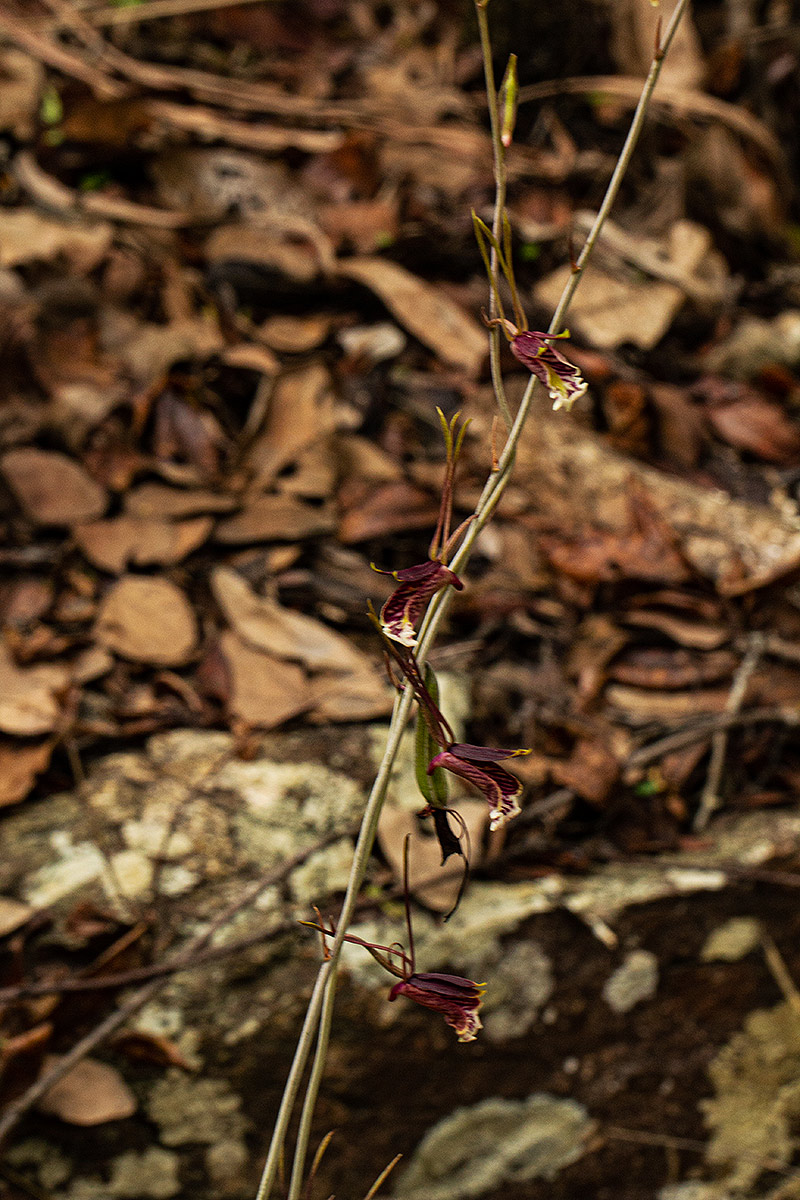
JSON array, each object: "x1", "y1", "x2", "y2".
[
  {"x1": 112, "y1": 1031, "x2": 193, "y2": 1070},
  {"x1": 0, "y1": 894, "x2": 33, "y2": 936},
  {"x1": 319, "y1": 198, "x2": 399, "y2": 255},
  {"x1": 221, "y1": 342, "x2": 280, "y2": 375},
  {"x1": 534, "y1": 219, "x2": 724, "y2": 351},
  {"x1": 206, "y1": 224, "x2": 322, "y2": 284},
  {"x1": 608, "y1": 647, "x2": 737, "y2": 690},
  {"x1": 0, "y1": 210, "x2": 112, "y2": 271},
  {"x1": 115, "y1": 315, "x2": 223, "y2": 387},
  {"x1": 219, "y1": 631, "x2": 310, "y2": 728},
  {"x1": 124, "y1": 483, "x2": 237, "y2": 519},
  {"x1": 212, "y1": 566, "x2": 368, "y2": 672},
  {"x1": 377, "y1": 800, "x2": 487, "y2": 913},
  {"x1": 622, "y1": 610, "x2": 730, "y2": 649},
  {"x1": 247, "y1": 363, "x2": 337, "y2": 487},
  {"x1": 215, "y1": 494, "x2": 335, "y2": 544},
  {"x1": 94, "y1": 576, "x2": 197, "y2": 666},
  {"x1": 0, "y1": 645, "x2": 69, "y2": 737},
  {"x1": 551, "y1": 738, "x2": 620, "y2": 805},
  {"x1": 75, "y1": 515, "x2": 212, "y2": 574},
  {"x1": 259, "y1": 314, "x2": 331, "y2": 354},
  {"x1": 0, "y1": 48, "x2": 43, "y2": 138},
  {"x1": 276, "y1": 440, "x2": 337, "y2": 500},
  {"x1": 37, "y1": 1057, "x2": 137, "y2": 1126},
  {"x1": 606, "y1": 683, "x2": 730, "y2": 723},
  {"x1": 2, "y1": 448, "x2": 108, "y2": 526},
  {"x1": 538, "y1": 489, "x2": 689, "y2": 586},
  {"x1": 338, "y1": 480, "x2": 439, "y2": 543},
  {"x1": 307, "y1": 665, "x2": 392, "y2": 723},
  {"x1": 707, "y1": 394, "x2": 800, "y2": 464},
  {"x1": 512, "y1": 387, "x2": 800, "y2": 595},
  {"x1": 337, "y1": 257, "x2": 485, "y2": 374},
  {"x1": 0, "y1": 736, "x2": 54, "y2": 805}
]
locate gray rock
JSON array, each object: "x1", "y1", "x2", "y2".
[{"x1": 392, "y1": 1093, "x2": 593, "y2": 1200}]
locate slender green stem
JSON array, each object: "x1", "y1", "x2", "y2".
[
  {"x1": 254, "y1": 687, "x2": 414, "y2": 1200},
  {"x1": 254, "y1": 2, "x2": 688, "y2": 1195},
  {"x1": 475, "y1": 0, "x2": 513, "y2": 431}
]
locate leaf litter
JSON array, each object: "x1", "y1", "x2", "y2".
[{"x1": 3, "y1": 1, "x2": 800, "y2": 1197}]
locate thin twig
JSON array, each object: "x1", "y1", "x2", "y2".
[
  {"x1": 87, "y1": 0, "x2": 277, "y2": 27},
  {"x1": 762, "y1": 933, "x2": 800, "y2": 1017},
  {"x1": 255, "y1": 3, "x2": 691, "y2": 1199},
  {"x1": 0, "y1": 10, "x2": 123, "y2": 98},
  {"x1": 627, "y1": 705, "x2": 800, "y2": 769},
  {"x1": 0, "y1": 830, "x2": 344, "y2": 1149},
  {"x1": 694, "y1": 632, "x2": 764, "y2": 831}
]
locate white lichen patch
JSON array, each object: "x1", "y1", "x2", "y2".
[
  {"x1": 701, "y1": 1001, "x2": 800, "y2": 1192},
  {"x1": 701, "y1": 917, "x2": 761, "y2": 962},
  {"x1": 23, "y1": 834, "x2": 106, "y2": 907},
  {"x1": 218, "y1": 759, "x2": 363, "y2": 827},
  {"x1": 392, "y1": 1093, "x2": 593, "y2": 1200},
  {"x1": 105, "y1": 849, "x2": 155, "y2": 902},
  {"x1": 147, "y1": 1072, "x2": 248, "y2": 1148},
  {"x1": 5, "y1": 1139, "x2": 72, "y2": 1190},
  {"x1": 603, "y1": 950, "x2": 659, "y2": 1014},
  {"x1": 482, "y1": 941, "x2": 554, "y2": 1043},
  {"x1": 59, "y1": 1147, "x2": 180, "y2": 1200},
  {"x1": 289, "y1": 837, "x2": 357, "y2": 903},
  {"x1": 122, "y1": 818, "x2": 193, "y2": 861}
]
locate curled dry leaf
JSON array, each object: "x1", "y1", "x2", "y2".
[
  {"x1": 337, "y1": 257, "x2": 486, "y2": 374},
  {"x1": 75, "y1": 515, "x2": 213, "y2": 574},
  {"x1": 0, "y1": 645, "x2": 69, "y2": 737},
  {"x1": 94, "y1": 576, "x2": 198, "y2": 667},
  {"x1": 259, "y1": 313, "x2": 331, "y2": 354},
  {"x1": 36, "y1": 1056, "x2": 137, "y2": 1126},
  {"x1": 115, "y1": 316, "x2": 224, "y2": 388},
  {"x1": 2, "y1": 448, "x2": 108, "y2": 526}
]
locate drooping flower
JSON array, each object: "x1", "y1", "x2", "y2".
[
  {"x1": 428, "y1": 742, "x2": 529, "y2": 830},
  {"x1": 510, "y1": 330, "x2": 588, "y2": 411},
  {"x1": 389, "y1": 972, "x2": 485, "y2": 1043},
  {"x1": 376, "y1": 560, "x2": 463, "y2": 647}
]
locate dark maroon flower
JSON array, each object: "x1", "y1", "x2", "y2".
[
  {"x1": 377, "y1": 560, "x2": 463, "y2": 647},
  {"x1": 389, "y1": 972, "x2": 485, "y2": 1042},
  {"x1": 510, "y1": 331, "x2": 587, "y2": 410},
  {"x1": 428, "y1": 742, "x2": 529, "y2": 830}
]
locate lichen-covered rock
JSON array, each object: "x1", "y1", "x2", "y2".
[
  {"x1": 602, "y1": 950, "x2": 659, "y2": 1014},
  {"x1": 391, "y1": 1093, "x2": 594, "y2": 1200}
]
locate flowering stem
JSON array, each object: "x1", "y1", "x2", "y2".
[
  {"x1": 475, "y1": 0, "x2": 513, "y2": 431},
  {"x1": 254, "y1": 2, "x2": 688, "y2": 1195}
]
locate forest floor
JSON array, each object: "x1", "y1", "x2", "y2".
[{"x1": 4, "y1": 1, "x2": 800, "y2": 1198}]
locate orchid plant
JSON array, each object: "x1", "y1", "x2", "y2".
[
  {"x1": 254, "y1": 2, "x2": 690, "y2": 1196},
  {"x1": 309, "y1": 838, "x2": 485, "y2": 1043}
]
